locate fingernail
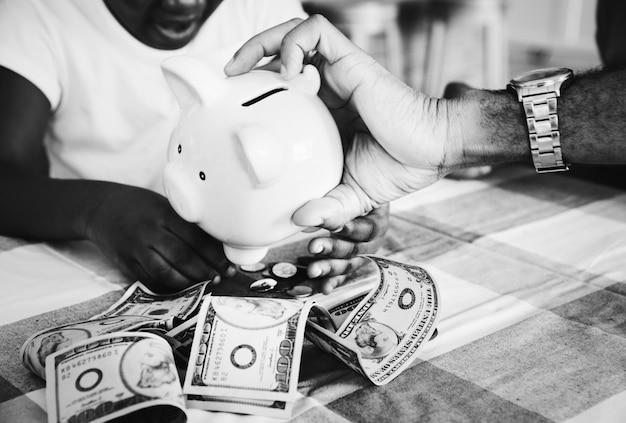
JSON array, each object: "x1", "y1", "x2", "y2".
[
  {"x1": 302, "y1": 226, "x2": 320, "y2": 233},
  {"x1": 225, "y1": 57, "x2": 234, "y2": 69},
  {"x1": 226, "y1": 265, "x2": 237, "y2": 277},
  {"x1": 331, "y1": 225, "x2": 344, "y2": 234},
  {"x1": 309, "y1": 243, "x2": 323, "y2": 255},
  {"x1": 309, "y1": 266, "x2": 322, "y2": 278},
  {"x1": 280, "y1": 65, "x2": 288, "y2": 79}
]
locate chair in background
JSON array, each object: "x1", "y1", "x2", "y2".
[
  {"x1": 400, "y1": 0, "x2": 508, "y2": 96},
  {"x1": 303, "y1": 0, "x2": 509, "y2": 97},
  {"x1": 303, "y1": 0, "x2": 405, "y2": 79}
]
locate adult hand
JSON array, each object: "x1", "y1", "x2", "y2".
[
  {"x1": 225, "y1": 15, "x2": 466, "y2": 234},
  {"x1": 85, "y1": 184, "x2": 235, "y2": 293}
]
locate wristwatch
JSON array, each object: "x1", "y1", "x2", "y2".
[{"x1": 508, "y1": 67, "x2": 573, "y2": 173}]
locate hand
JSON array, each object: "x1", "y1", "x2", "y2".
[
  {"x1": 225, "y1": 16, "x2": 465, "y2": 235},
  {"x1": 304, "y1": 204, "x2": 389, "y2": 294},
  {"x1": 85, "y1": 184, "x2": 235, "y2": 292}
]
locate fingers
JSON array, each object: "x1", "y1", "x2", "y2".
[
  {"x1": 318, "y1": 274, "x2": 348, "y2": 295},
  {"x1": 164, "y1": 211, "x2": 236, "y2": 278},
  {"x1": 127, "y1": 254, "x2": 198, "y2": 294},
  {"x1": 292, "y1": 183, "x2": 376, "y2": 233},
  {"x1": 334, "y1": 204, "x2": 390, "y2": 243},
  {"x1": 307, "y1": 204, "x2": 389, "y2": 257},
  {"x1": 127, "y1": 231, "x2": 233, "y2": 294},
  {"x1": 127, "y1": 209, "x2": 237, "y2": 292},
  {"x1": 308, "y1": 236, "x2": 358, "y2": 258},
  {"x1": 275, "y1": 15, "x2": 347, "y2": 79},
  {"x1": 225, "y1": 15, "x2": 364, "y2": 81},
  {"x1": 224, "y1": 18, "x2": 303, "y2": 76},
  {"x1": 300, "y1": 204, "x2": 389, "y2": 295},
  {"x1": 156, "y1": 233, "x2": 221, "y2": 278},
  {"x1": 306, "y1": 256, "x2": 368, "y2": 294}
]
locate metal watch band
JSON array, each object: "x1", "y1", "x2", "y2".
[{"x1": 522, "y1": 92, "x2": 568, "y2": 173}]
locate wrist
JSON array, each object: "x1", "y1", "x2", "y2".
[
  {"x1": 453, "y1": 89, "x2": 530, "y2": 169},
  {"x1": 507, "y1": 67, "x2": 573, "y2": 172}
]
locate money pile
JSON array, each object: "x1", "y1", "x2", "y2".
[
  {"x1": 21, "y1": 256, "x2": 440, "y2": 422},
  {"x1": 183, "y1": 296, "x2": 312, "y2": 417},
  {"x1": 21, "y1": 281, "x2": 209, "y2": 381}
]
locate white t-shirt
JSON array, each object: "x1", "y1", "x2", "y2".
[{"x1": 0, "y1": 0, "x2": 306, "y2": 193}]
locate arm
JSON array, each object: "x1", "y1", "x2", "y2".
[
  {"x1": 226, "y1": 16, "x2": 626, "y2": 229},
  {"x1": 0, "y1": 67, "x2": 234, "y2": 292},
  {"x1": 444, "y1": 67, "x2": 626, "y2": 169}
]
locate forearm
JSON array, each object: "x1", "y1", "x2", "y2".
[
  {"x1": 0, "y1": 165, "x2": 122, "y2": 241},
  {"x1": 456, "y1": 67, "x2": 626, "y2": 168}
]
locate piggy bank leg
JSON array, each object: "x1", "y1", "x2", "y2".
[{"x1": 223, "y1": 245, "x2": 269, "y2": 266}]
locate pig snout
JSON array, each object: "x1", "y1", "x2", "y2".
[{"x1": 163, "y1": 163, "x2": 202, "y2": 223}]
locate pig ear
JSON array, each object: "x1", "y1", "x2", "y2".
[
  {"x1": 236, "y1": 124, "x2": 289, "y2": 187},
  {"x1": 290, "y1": 64, "x2": 321, "y2": 95},
  {"x1": 161, "y1": 55, "x2": 227, "y2": 108}
]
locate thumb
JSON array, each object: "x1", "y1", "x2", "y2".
[{"x1": 292, "y1": 184, "x2": 374, "y2": 232}]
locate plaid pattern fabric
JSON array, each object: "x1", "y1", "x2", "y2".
[{"x1": 1, "y1": 164, "x2": 625, "y2": 422}]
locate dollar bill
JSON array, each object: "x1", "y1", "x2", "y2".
[
  {"x1": 183, "y1": 296, "x2": 312, "y2": 417},
  {"x1": 186, "y1": 394, "x2": 292, "y2": 419},
  {"x1": 21, "y1": 315, "x2": 161, "y2": 380},
  {"x1": 92, "y1": 281, "x2": 208, "y2": 329},
  {"x1": 306, "y1": 320, "x2": 366, "y2": 378},
  {"x1": 45, "y1": 332, "x2": 186, "y2": 423},
  {"x1": 165, "y1": 314, "x2": 199, "y2": 370},
  {"x1": 306, "y1": 255, "x2": 440, "y2": 386}
]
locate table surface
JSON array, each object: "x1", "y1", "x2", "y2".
[{"x1": 1, "y1": 164, "x2": 625, "y2": 423}]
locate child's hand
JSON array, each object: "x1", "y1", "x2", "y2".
[
  {"x1": 304, "y1": 204, "x2": 389, "y2": 294},
  {"x1": 85, "y1": 184, "x2": 235, "y2": 292}
]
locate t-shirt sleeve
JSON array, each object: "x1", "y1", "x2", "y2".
[{"x1": 0, "y1": 0, "x2": 62, "y2": 109}]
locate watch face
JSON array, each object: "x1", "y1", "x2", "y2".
[{"x1": 511, "y1": 67, "x2": 573, "y2": 86}]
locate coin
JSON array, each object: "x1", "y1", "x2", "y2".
[
  {"x1": 249, "y1": 278, "x2": 277, "y2": 293},
  {"x1": 285, "y1": 285, "x2": 313, "y2": 298},
  {"x1": 271, "y1": 262, "x2": 298, "y2": 279},
  {"x1": 240, "y1": 262, "x2": 266, "y2": 273}
]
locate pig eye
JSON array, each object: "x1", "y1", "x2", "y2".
[
  {"x1": 199, "y1": 171, "x2": 206, "y2": 181},
  {"x1": 242, "y1": 87, "x2": 287, "y2": 107},
  {"x1": 177, "y1": 144, "x2": 182, "y2": 154}
]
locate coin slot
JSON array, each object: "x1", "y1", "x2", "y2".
[{"x1": 242, "y1": 88, "x2": 287, "y2": 107}]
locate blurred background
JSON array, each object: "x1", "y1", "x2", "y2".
[{"x1": 302, "y1": 0, "x2": 601, "y2": 96}]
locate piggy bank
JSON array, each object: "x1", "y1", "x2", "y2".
[{"x1": 161, "y1": 56, "x2": 343, "y2": 265}]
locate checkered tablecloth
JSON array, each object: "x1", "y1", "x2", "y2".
[{"x1": 1, "y1": 164, "x2": 625, "y2": 422}]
